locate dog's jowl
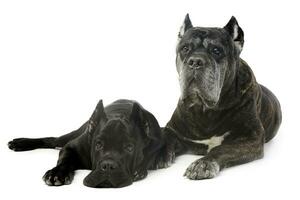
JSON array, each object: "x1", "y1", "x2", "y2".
[
  {"x1": 8, "y1": 99, "x2": 164, "y2": 188},
  {"x1": 157, "y1": 14, "x2": 282, "y2": 180}
]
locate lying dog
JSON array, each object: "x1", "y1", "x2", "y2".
[
  {"x1": 8, "y1": 99, "x2": 163, "y2": 188},
  {"x1": 158, "y1": 14, "x2": 282, "y2": 179}
]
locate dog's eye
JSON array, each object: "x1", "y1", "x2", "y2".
[
  {"x1": 95, "y1": 142, "x2": 104, "y2": 151},
  {"x1": 181, "y1": 46, "x2": 190, "y2": 53},
  {"x1": 211, "y1": 47, "x2": 223, "y2": 56},
  {"x1": 124, "y1": 143, "x2": 134, "y2": 153}
]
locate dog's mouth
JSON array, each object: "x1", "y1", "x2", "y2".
[
  {"x1": 83, "y1": 169, "x2": 133, "y2": 188},
  {"x1": 181, "y1": 78, "x2": 220, "y2": 108},
  {"x1": 180, "y1": 66, "x2": 224, "y2": 109},
  {"x1": 94, "y1": 177, "x2": 132, "y2": 188},
  {"x1": 95, "y1": 179, "x2": 114, "y2": 188}
]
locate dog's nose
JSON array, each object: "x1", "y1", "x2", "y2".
[
  {"x1": 99, "y1": 160, "x2": 118, "y2": 172},
  {"x1": 187, "y1": 56, "x2": 205, "y2": 69}
]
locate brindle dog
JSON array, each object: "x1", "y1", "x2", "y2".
[{"x1": 154, "y1": 14, "x2": 282, "y2": 180}]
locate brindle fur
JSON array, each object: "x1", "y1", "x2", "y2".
[{"x1": 155, "y1": 15, "x2": 282, "y2": 180}]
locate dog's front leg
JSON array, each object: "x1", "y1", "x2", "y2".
[
  {"x1": 149, "y1": 127, "x2": 187, "y2": 169},
  {"x1": 43, "y1": 146, "x2": 81, "y2": 186},
  {"x1": 184, "y1": 123, "x2": 264, "y2": 180}
]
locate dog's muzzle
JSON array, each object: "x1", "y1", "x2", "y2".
[{"x1": 83, "y1": 158, "x2": 132, "y2": 188}]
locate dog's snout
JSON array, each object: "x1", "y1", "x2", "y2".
[
  {"x1": 187, "y1": 56, "x2": 205, "y2": 69},
  {"x1": 99, "y1": 160, "x2": 118, "y2": 172}
]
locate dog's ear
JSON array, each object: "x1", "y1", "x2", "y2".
[
  {"x1": 130, "y1": 103, "x2": 163, "y2": 171},
  {"x1": 224, "y1": 16, "x2": 244, "y2": 53},
  {"x1": 130, "y1": 103, "x2": 162, "y2": 142},
  {"x1": 178, "y1": 13, "x2": 193, "y2": 39},
  {"x1": 86, "y1": 100, "x2": 107, "y2": 135}
]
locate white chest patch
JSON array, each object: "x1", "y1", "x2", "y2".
[{"x1": 184, "y1": 132, "x2": 230, "y2": 153}]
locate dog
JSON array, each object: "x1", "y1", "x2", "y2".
[
  {"x1": 8, "y1": 99, "x2": 164, "y2": 188},
  {"x1": 156, "y1": 14, "x2": 282, "y2": 179}
]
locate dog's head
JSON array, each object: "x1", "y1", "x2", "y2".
[
  {"x1": 176, "y1": 14, "x2": 244, "y2": 109},
  {"x1": 83, "y1": 100, "x2": 162, "y2": 188}
]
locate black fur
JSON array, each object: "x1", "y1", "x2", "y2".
[{"x1": 8, "y1": 99, "x2": 164, "y2": 188}]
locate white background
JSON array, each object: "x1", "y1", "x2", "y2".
[{"x1": 0, "y1": 0, "x2": 299, "y2": 199}]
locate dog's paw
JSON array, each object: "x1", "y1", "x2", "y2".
[
  {"x1": 150, "y1": 148, "x2": 176, "y2": 170},
  {"x1": 43, "y1": 167, "x2": 74, "y2": 186},
  {"x1": 133, "y1": 170, "x2": 148, "y2": 181},
  {"x1": 184, "y1": 158, "x2": 220, "y2": 180},
  {"x1": 8, "y1": 138, "x2": 36, "y2": 151},
  {"x1": 155, "y1": 150, "x2": 175, "y2": 169}
]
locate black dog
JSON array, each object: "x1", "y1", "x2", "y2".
[
  {"x1": 157, "y1": 14, "x2": 282, "y2": 179},
  {"x1": 8, "y1": 99, "x2": 164, "y2": 188}
]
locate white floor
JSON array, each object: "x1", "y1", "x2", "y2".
[{"x1": 1, "y1": 127, "x2": 298, "y2": 200}]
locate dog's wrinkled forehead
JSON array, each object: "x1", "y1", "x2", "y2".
[
  {"x1": 178, "y1": 28, "x2": 231, "y2": 50},
  {"x1": 99, "y1": 119, "x2": 132, "y2": 141},
  {"x1": 177, "y1": 14, "x2": 244, "y2": 54}
]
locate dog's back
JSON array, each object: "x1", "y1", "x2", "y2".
[{"x1": 259, "y1": 84, "x2": 282, "y2": 142}]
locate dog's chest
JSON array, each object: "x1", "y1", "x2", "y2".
[
  {"x1": 175, "y1": 105, "x2": 233, "y2": 153},
  {"x1": 185, "y1": 107, "x2": 229, "y2": 136},
  {"x1": 183, "y1": 131, "x2": 230, "y2": 153}
]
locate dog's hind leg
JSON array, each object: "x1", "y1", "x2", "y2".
[{"x1": 8, "y1": 122, "x2": 88, "y2": 151}]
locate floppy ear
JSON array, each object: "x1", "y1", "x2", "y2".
[
  {"x1": 86, "y1": 99, "x2": 107, "y2": 135},
  {"x1": 130, "y1": 103, "x2": 162, "y2": 143},
  {"x1": 178, "y1": 13, "x2": 193, "y2": 39},
  {"x1": 224, "y1": 16, "x2": 244, "y2": 53}
]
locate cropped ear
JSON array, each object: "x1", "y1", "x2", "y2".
[
  {"x1": 86, "y1": 100, "x2": 107, "y2": 135},
  {"x1": 178, "y1": 13, "x2": 193, "y2": 39},
  {"x1": 224, "y1": 16, "x2": 244, "y2": 53},
  {"x1": 130, "y1": 103, "x2": 163, "y2": 171},
  {"x1": 130, "y1": 103, "x2": 162, "y2": 142}
]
